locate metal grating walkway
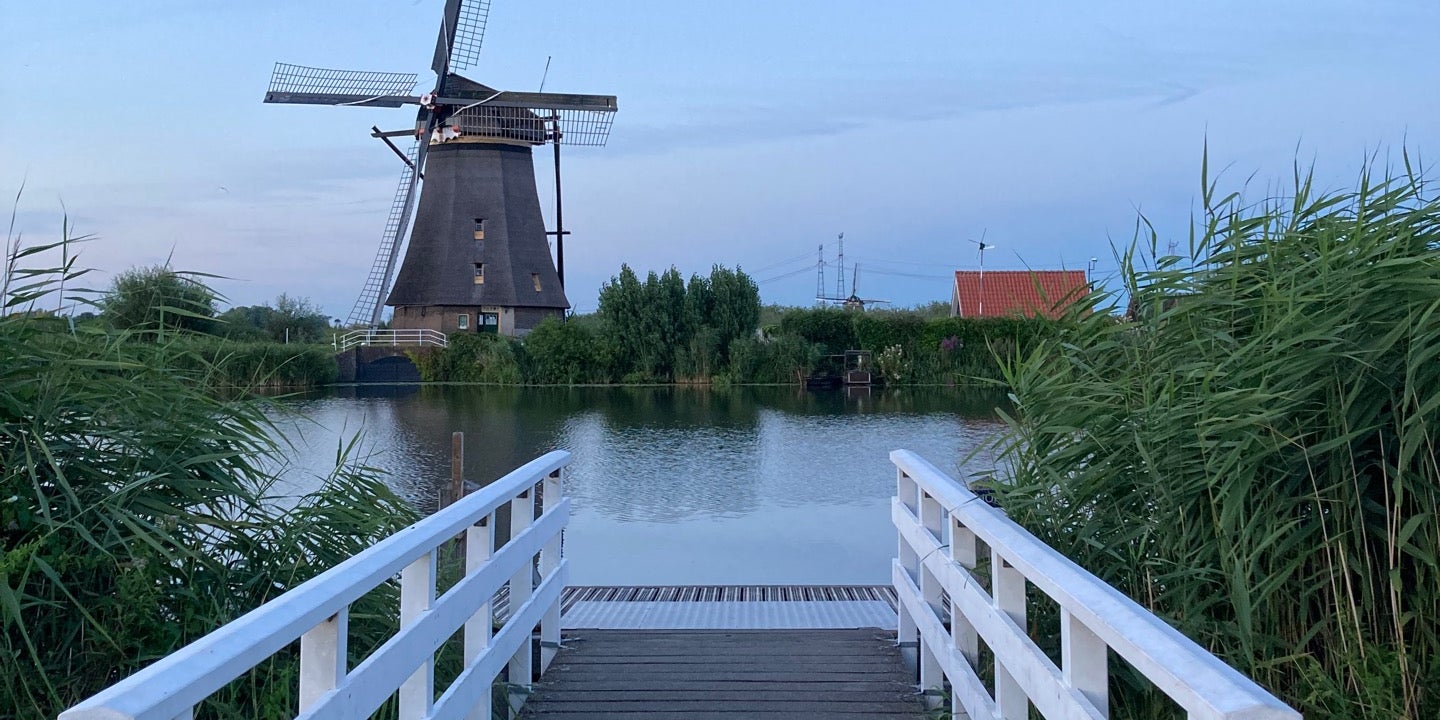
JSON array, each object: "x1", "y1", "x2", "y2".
[
  {"x1": 555, "y1": 585, "x2": 899, "y2": 630},
  {"x1": 522, "y1": 629, "x2": 924, "y2": 719}
]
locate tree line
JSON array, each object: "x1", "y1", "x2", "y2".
[
  {"x1": 98, "y1": 264, "x2": 335, "y2": 344},
  {"x1": 417, "y1": 263, "x2": 1056, "y2": 386}
]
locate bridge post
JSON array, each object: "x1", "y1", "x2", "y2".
[
  {"x1": 1063, "y1": 608, "x2": 1109, "y2": 715},
  {"x1": 506, "y1": 486, "x2": 536, "y2": 714},
  {"x1": 992, "y1": 550, "x2": 1028, "y2": 720},
  {"x1": 465, "y1": 513, "x2": 495, "y2": 720},
  {"x1": 918, "y1": 490, "x2": 946, "y2": 708},
  {"x1": 949, "y1": 517, "x2": 980, "y2": 719},
  {"x1": 298, "y1": 607, "x2": 349, "y2": 712},
  {"x1": 399, "y1": 551, "x2": 437, "y2": 719},
  {"x1": 539, "y1": 467, "x2": 565, "y2": 672},
  {"x1": 895, "y1": 468, "x2": 920, "y2": 666}
]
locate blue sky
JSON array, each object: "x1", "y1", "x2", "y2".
[{"x1": 4, "y1": 1, "x2": 1438, "y2": 318}]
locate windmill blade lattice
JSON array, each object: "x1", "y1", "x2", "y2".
[
  {"x1": 449, "y1": 0, "x2": 492, "y2": 72},
  {"x1": 449, "y1": 104, "x2": 616, "y2": 146},
  {"x1": 266, "y1": 63, "x2": 417, "y2": 107},
  {"x1": 434, "y1": 0, "x2": 493, "y2": 75},
  {"x1": 347, "y1": 140, "x2": 424, "y2": 326}
]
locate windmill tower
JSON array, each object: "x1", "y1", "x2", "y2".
[{"x1": 263, "y1": 0, "x2": 617, "y2": 336}]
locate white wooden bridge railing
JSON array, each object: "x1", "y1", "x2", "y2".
[
  {"x1": 891, "y1": 450, "x2": 1301, "y2": 720},
  {"x1": 334, "y1": 328, "x2": 448, "y2": 352},
  {"x1": 60, "y1": 451, "x2": 571, "y2": 720}
]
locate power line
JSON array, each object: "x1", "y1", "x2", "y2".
[
  {"x1": 756, "y1": 266, "x2": 815, "y2": 284},
  {"x1": 863, "y1": 267, "x2": 952, "y2": 281},
  {"x1": 848, "y1": 254, "x2": 957, "y2": 269},
  {"x1": 747, "y1": 249, "x2": 820, "y2": 275}
]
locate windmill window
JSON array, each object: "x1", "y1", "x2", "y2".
[
  {"x1": 474, "y1": 263, "x2": 485, "y2": 284},
  {"x1": 473, "y1": 218, "x2": 485, "y2": 240},
  {"x1": 457, "y1": 313, "x2": 469, "y2": 330},
  {"x1": 532, "y1": 273, "x2": 542, "y2": 292}
]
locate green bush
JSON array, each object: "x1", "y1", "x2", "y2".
[
  {"x1": 674, "y1": 325, "x2": 723, "y2": 382},
  {"x1": 101, "y1": 264, "x2": 218, "y2": 337},
  {"x1": 778, "y1": 307, "x2": 857, "y2": 354},
  {"x1": 725, "y1": 334, "x2": 819, "y2": 384},
  {"x1": 414, "y1": 332, "x2": 523, "y2": 383},
  {"x1": 597, "y1": 264, "x2": 760, "y2": 381},
  {"x1": 522, "y1": 317, "x2": 604, "y2": 384},
  {"x1": 853, "y1": 310, "x2": 927, "y2": 356},
  {"x1": 168, "y1": 338, "x2": 338, "y2": 387},
  {"x1": 996, "y1": 160, "x2": 1440, "y2": 719}
]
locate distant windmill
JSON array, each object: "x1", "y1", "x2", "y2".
[
  {"x1": 968, "y1": 231, "x2": 995, "y2": 316},
  {"x1": 816, "y1": 242, "x2": 889, "y2": 310},
  {"x1": 263, "y1": 0, "x2": 618, "y2": 334}
]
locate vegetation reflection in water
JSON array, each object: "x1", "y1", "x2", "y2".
[{"x1": 273, "y1": 385, "x2": 1009, "y2": 584}]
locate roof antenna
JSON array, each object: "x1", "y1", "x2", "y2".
[{"x1": 538, "y1": 55, "x2": 552, "y2": 93}]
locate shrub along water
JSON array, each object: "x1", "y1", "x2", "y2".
[
  {"x1": 415, "y1": 264, "x2": 1056, "y2": 386},
  {"x1": 1, "y1": 237, "x2": 417, "y2": 719},
  {"x1": 170, "y1": 336, "x2": 340, "y2": 387},
  {"x1": 995, "y1": 160, "x2": 1440, "y2": 718}
]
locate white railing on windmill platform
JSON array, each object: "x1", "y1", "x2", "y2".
[
  {"x1": 60, "y1": 451, "x2": 571, "y2": 720},
  {"x1": 334, "y1": 328, "x2": 448, "y2": 352},
  {"x1": 890, "y1": 450, "x2": 1300, "y2": 720}
]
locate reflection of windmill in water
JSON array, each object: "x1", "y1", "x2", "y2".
[
  {"x1": 815, "y1": 234, "x2": 889, "y2": 310},
  {"x1": 263, "y1": 0, "x2": 617, "y2": 335}
]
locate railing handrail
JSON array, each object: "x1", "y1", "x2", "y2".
[
  {"x1": 333, "y1": 329, "x2": 448, "y2": 352},
  {"x1": 891, "y1": 449, "x2": 1300, "y2": 720},
  {"x1": 60, "y1": 450, "x2": 571, "y2": 720}
]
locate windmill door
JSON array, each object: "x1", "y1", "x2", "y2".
[{"x1": 479, "y1": 312, "x2": 499, "y2": 334}]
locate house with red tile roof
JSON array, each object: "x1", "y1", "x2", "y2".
[{"x1": 950, "y1": 270, "x2": 1089, "y2": 319}]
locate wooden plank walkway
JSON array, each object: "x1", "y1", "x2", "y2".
[{"x1": 522, "y1": 629, "x2": 925, "y2": 719}]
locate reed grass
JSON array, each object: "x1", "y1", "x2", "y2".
[
  {"x1": 995, "y1": 154, "x2": 1440, "y2": 718},
  {"x1": 1, "y1": 231, "x2": 417, "y2": 718}
]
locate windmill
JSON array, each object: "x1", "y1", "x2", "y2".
[
  {"x1": 263, "y1": 0, "x2": 618, "y2": 335},
  {"x1": 816, "y1": 240, "x2": 889, "y2": 310},
  {"x1": 967, "y1": 231, "x2": 995, "y2": 316},
  {"x1": 839, "y1": 264, "x2": 890, "y2": 310}
]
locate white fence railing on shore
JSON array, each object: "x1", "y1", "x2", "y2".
[
  {"x1": 60, "y1": 451, "x2": 571, "y2": 720},
  {"x1": 890, "y1": 450, "x2": 1301, "y2": 720},
  {"x1": 334, "y1": 328, "x2": 448, "y2": 352}
]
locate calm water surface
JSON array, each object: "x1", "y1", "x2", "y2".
[{"x1": 271, "y1": 386, "x2": 1008, "y2": 585}]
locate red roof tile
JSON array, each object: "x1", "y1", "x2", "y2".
[{"x1": 951, "y1": 270, "x2": 1089, "y2": 319}]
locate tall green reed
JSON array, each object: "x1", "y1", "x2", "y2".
[
  {"x1": 995, "y1": 154, "x2": 1440, "y2": 718},
  {"x1": 1, "y1": 229, "x2": 418, "y2": 718}
]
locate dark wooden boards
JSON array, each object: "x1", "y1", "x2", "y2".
[{"x1": 522, "y1": 629, "x2": 923, "y2": 718}]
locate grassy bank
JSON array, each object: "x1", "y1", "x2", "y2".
[
  {"x1": 169, "y1": 337, "x2": 338, "y2": 388},
  {"x1": 995, "y1": 162, "x2": 1440, "y2": 718}
]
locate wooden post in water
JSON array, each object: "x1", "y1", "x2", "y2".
[
  {"x1": 449, "y1": 431, "x2": 465, "y2": 507},
  {"x1": 443, "y1": 432, "x2": 467, "y2": 561}
]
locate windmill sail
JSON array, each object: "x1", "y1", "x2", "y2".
[
  {"x1": 434, "y1": 0, "x2": 492, "y2": 75},
  {"x1": 265, "y1": 63, "x2": 417, "y2": 107},
  {"x1": 347, "y1": 141, "x2": 424, "y2": 326}
]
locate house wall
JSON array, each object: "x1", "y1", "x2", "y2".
[{"x1": 391, "y1": 304, "x2": 561, "y2": 337}]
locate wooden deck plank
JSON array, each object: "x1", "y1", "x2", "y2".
[{"x1": 522, "y1": 629, "x2": 923, "y2": 718}]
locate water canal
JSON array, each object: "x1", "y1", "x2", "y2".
[{"x1": 270, "y1": 386, "x2": 1009, "y2": 585}]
